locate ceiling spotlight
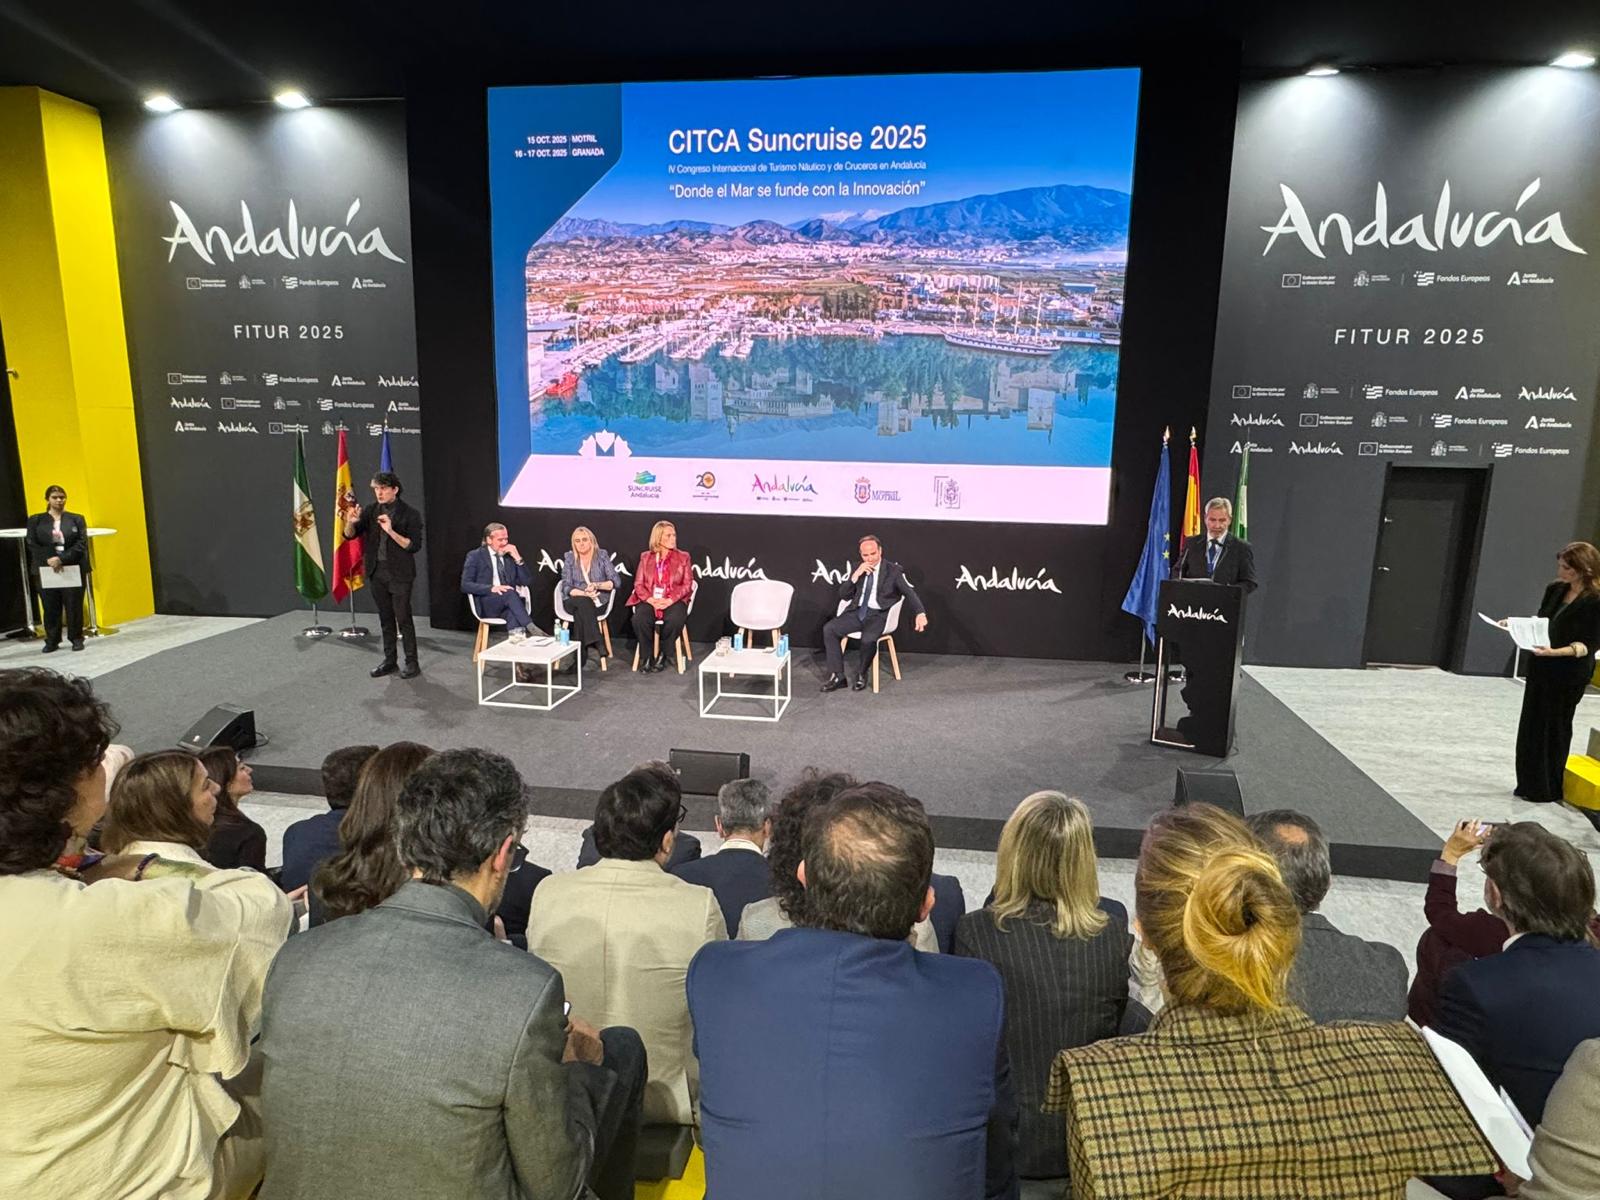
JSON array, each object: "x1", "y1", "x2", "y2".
[
  {"x1": 143, "y1": 93, "x2": 182, "y2": 113},
  {"x1": 273, "y1": 90, "x2": 312, "y2": 109},
  {"x1": 1304, "y1": 64, "x2": 1341, "y2": 78},
  {"x1": 1551, "y1": 50, "x2": 1596, "y2": 69}
]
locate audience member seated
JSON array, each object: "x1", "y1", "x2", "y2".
[
  {"x1": 197, "y1": 745, "x2": 268, "y2": 871},
  {"x1": 576, "y1": 761, "x2": 700, "y2": 869},
  {"x1": 928, "y1": 870, "x2": 967, "y2": 954},
  {"x1": 955, "y1": 791, "x2": 1130, "y2": 1183},
  {"x1": 529, "y1": 764, "x2": 727, "y2": 1125},
  {"x1": 738, "y1": 768, "x2": 940, "y2": 951},
  {"x1": 1431, "y1": 821, "x2": 1600, "y2": 1126},
  {"x1": 689, "y1": 782, "x2": 1016, "y2": 1200},
  {"x1": 259, "y1": 748, "x2": 646, "y2": 1200},
  {"x1": 1409, "y1": 818, "x2": 1508, "y2": 1028},
  {"x1": 1045, "y1": 803, "x2": 1494, "y2": 1200},
  {"x1": 671, "y1": 778, "x2": 773, "y2": 935},
  {"x1": 0, "y1": 668, "x2": 291, "y2": 1200},
  {"x1": 279, "y1": 744, "x2": 377, "y2": 892},
  {"x1": 1247, "y1": 808, "x2": 1408, "y2": 1022},
  {"x1": 310, "y1": 741, "x2": 433, "y2": 926},
  {"x1": 101, "y1": 749, "x2": 226, "y2": 870},
  {"x1": 1518, "y1": 1038, "x2": 1600, "y2": 1200},
  {"x1": 496, "y1": 842, "x2": 551, "y2": 951}
]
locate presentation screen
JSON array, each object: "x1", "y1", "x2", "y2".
[{"x1": 488, "y1": 69, "x2": 1139, "y2": 524}]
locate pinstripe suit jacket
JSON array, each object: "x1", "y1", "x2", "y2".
[
  {"x1": 954, "y1": 899, "x2": 1131, "y2": 1179},
  {"x1": 1045, "y1": 1006, "x2": 1495, "y2": 1200}
]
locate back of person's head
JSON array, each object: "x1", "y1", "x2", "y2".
[
  {"x1": 768, "y1": 768, "x2": 857, "y2": 921},
  {"x1": 196, "y1": 746, "x2": 244, "y2": 818},
  {"x1": 314, "y1": 740, "x2": 434, "y2": 921},
  {"x1": 102, "y1": 750, "x2": 211, "y2": 853},
  {"x1": 0, "y1": 668, "x2": 116, "y2": 874},
  {"x1": 1481, "y1": 822, "x2": 1596, "y2": 941},
  {"x1": 716, "y1": 778, "x2": 770, "y2": 836},
  {"x1": 593, "y1": 765, "x2": 682, "y2": 860},
  {"x1": 991, "y1": 790, "x2": 1108, "y2": 940},
  {"x1": 1246, "y1": 809, "x2": 1331, "y2": 915},
  {"x1": 394, "y1": 748, "x2": 527, "y2": 883},
  {"x1": 320, "y1": 744, "x2": 378, "y2": 811},
  {"x1": 798, "y1": 781, "x2": 934, "y2": 941},
  {"x1": 1136, "y1": 803, "x2": 1302, "y2": 1015}
]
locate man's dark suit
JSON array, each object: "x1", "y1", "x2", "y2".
[
  {"x1": 929, "y1": 872, "x2": 966, "y2": 955},
  {"x1": 822, "y1": 559, "x2": 926, "y2": 682},
  {"x1": 1290, "y1": 912, "x2": 1409, "y2": 1023},
  {"x1": 460, "y1": 544, "x2": 534, "y2": 633},
  {"x1": 688, "y1": 926, "x2": 1014, "y2": 1200},
  {"x1": 25, "y1": 509, "x2": 90, "y2": 647},
  {"x1": 280, "y1": 808, "x2": 344, "y2": 893},
  {"x1": 577, "y1": 825, "x2": 700, "y2": 869},
  {"x1": 497, "y1": 843, "x2": 552, "y2": 951},
  {"x1": 671, "y1": 843, "x2": 770, "y2": 937},
  {"x1": 350, "y1": 497, "x2": 424, "y2": 669},
  {"x1": 259, "y1": 880, "x2": 643, "y2": 1200},
  {"x1": 1432, "y1": 934, "x2": 1600, "y2": 1125},
  {"x1": 1176, "y1": 531, "x2": 1257, "y2": 592}
]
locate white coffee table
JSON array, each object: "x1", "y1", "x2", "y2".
[
  {"x1": 477, "y1": 638, "x2": 581, "y2": 711},
  {"x1": 699, "y1": 647, "x2": 791, "y2": 722}
]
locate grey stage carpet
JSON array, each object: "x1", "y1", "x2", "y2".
[{"x1": 91, "y1": 613, "x2": 1441, "y2": 877}]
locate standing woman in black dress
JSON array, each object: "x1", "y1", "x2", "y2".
[{"x1": 1512, "y1": 541, "x2": 1600, "y2": 805}]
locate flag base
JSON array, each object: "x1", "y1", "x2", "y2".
[
  {"x1": 338, "y1": 626, "x2": 370, "y2": 639},
  {"x1": 1123, "y1": 669, "x2": 1157, "y2": 684},
  {"x1": 301, "y1": 625, "x2": 332, "y2": 638}
]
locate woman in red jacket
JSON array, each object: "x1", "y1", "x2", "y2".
[{"x1": 630, "y1": 520, "x2": 694, "y2": 673}]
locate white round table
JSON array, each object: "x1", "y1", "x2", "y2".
[{"x1": 0, "y1": 526, "x2": 118, "y2": 638}]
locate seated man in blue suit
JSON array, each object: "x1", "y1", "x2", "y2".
[
  {"x1": 1433, "y1": 822, "x2": 1600, "y2": 1126},
  {"x1": 688, "y1": 782, "x2": 1017, "y2": 1200},
  {"x1": 280, "y1": 744, "x2": 377, "y2": 892},
  {"x1": 460, "y1": 522, "x2": 535, "y2": 641},
  {"x1": 672, "y1": 778, "x2": 772, "y2": 936}
]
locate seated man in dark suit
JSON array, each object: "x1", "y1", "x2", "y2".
[
  {"x1": 1432, "y1": 822, "x2": 1600, "y2": 1126},
  {"x1": 672, "y1": 778, "x2": 772, "y2": 936},
  {"x1": 928, "y1": 872, "x2": 966, "y2": 955},
  {"x1": 688, "y1": 782, "x2": 1016, "y2": 1200},
  {"x1": 496, "y1": 843, "x2": 552, "y2": 951},
  {"x1": 1247, "y1": 809, "x2": 1408, "y2": 1022},
  {"x1": 821, "y1": 534, "x2": 928, "y2": 693},
  {"x1": 259, "y1": 749, "x2": 647, "y2": 1200},
  {"x1": 460, "y1": 522, "x2": 536, "y2": 641},
  {"x1": 279, "y1": 744, "x2": 376, "y2": 893}
]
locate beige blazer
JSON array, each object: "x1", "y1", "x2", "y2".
[
  {"x1": 528, "y1": 857, "x2": 727, "y2": 1124},
  {"x1": 1522, "y1": 1038, "x2": 1600, "y2": 1200}
]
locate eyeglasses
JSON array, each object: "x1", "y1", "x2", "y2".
[{"x1": 675, "y1": 802, "x2": 688, "y2": 827}]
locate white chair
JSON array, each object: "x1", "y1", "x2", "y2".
[
  {"x1": 469, "y1": 586, "x2": 532, "y2": 663},
  {"x1": 834, "y1": 596, "x2": 904, "y2": 693},
  {"x1": 553, "y1": 582, "x2": 616, "y2": 670},
  {"x1": 633, "y1": 579, "x2": 698, "y2": 675},
  {"x1": 729, "y1": 579, "x2": 794, "y2": 647}
]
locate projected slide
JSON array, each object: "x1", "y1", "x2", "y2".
[{"x1": 488, "y1": 69, "x2": 1138, "y2": 524}]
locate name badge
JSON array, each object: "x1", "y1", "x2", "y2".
[{"x1": 653, "y1": 585, "x2": 665, "y2": 599}]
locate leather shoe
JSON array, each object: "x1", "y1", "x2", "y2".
[
  {"x1": 41, "y1": 642, "x2": 58, "y2": 654},
  {"x1": 820, "y1": 674, "x2": 847, "y2": 693},
  {"x1": 852, "y1": 677, "x2": 867, "y2": 692},
  {"x1": 399, "y1": 663, "x2": 421, "y2": 680},
  {"x1": 71, "y1": 641, "x2": 84, "y2": 651},
  {"x1": 638, "y1": 655, "x2": 655, "y2": 674},
  {"x1": 370, "y1": 662, "x2": 398, "y2": 678},
  {"x1": 653, "y1": 655, "x2": 668, "y2": 673}
]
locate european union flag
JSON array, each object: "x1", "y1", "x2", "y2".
[
  {"x1": 379, "y1": 427, "x2": 394, "y2": 475},
  {"x1": 1120, "y1": 438, "x2": 1173, "y2": 646}
]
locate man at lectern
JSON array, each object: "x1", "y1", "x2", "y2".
[
  {"x1": 820, "y1": 534, "x2": 927, "y2": 693},
  {"x1": 1177, "y1": 497, "x2": 1257, "y2": 593}
]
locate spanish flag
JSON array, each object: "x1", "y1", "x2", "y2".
[
  {"x1": 331, "y1": 428, "x2": 364, "y2": 603},
  {"x1": 1180, "y1": 426, "x2": 1202, "y2": 551}
]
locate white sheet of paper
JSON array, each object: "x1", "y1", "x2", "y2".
[
  {"x1": 1422, "y1": 1027, "x2": 1532, "y2": 1178},
  {"x1": 37, "y1": 565, "x2": 82, "y2": 589},
  {"x1": 1478, "y1": 612, "x2": 1550, "y2": 652}
]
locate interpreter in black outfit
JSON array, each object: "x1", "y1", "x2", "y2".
[
  {"x1": 25, "y1": 484, "x2": 90, "y2": 653},
  {"x1": 1507, "y1": 541, "x2": 1600, "y2": 807},
  {"x1": 343, "y1": 471, "x2": 425, "y2": 679}
]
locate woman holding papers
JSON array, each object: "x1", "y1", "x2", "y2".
[
  {"x1": 1510, "y1": 542, "x2": 1600, "y2": 805},
  {"x1": 25, "y1": 485, "x2": 89, "y2": 653}
]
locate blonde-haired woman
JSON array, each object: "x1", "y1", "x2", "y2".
[
  {"x1": 560, "y1": 525, "x2": 620, "y2": 670},
  {"x1": 628, "y1": 519, "x2": 693, "y2": 673},
  {"x1": 1044, "y1": 804, "x2": 1494, "y2": 1199},
  {"x1": 954, "y1": 792, "x2": 1131, "y2": 1182}
]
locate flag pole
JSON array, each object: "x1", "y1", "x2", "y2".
[
  {"x1": 1121, "y1": 426, "x2": 1171, "y2": 684},
  {"x1": 339, "y1": 593, "x2": 369, "y2": 639},
  {"x1": 302, "y1": 602, "x2": 331, "y2": 638}
]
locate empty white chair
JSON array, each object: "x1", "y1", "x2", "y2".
[
  {"x1": 553, "y1": 581, "x2": 616, "y2": 670},
  {"x1": 632, "y1": 579, "x2": 698, "y2": 674},
  {"x1": 833, "y1": 595, "x2": 904, "y2": 693},
  {"x1": 729, "y1": 579, "x2": 794, "y2": 647}
]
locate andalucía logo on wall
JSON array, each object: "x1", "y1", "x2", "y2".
[
  {"x1": 697, "y1": 556, "x2": 768, "y2": 581},
  {"x1": 1260, "y1": 180, "x2": 1586, "y2": 258},
  {"x1": 955, "y1": 566, "x2": 1062, "y2": 593},
  {"x1": 163, "y1": 199, "x2": 406, "y2": 265}
]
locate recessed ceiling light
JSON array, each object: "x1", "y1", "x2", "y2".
[
  {"x1": 1552, "y1": 50, "x2": 1596, "y2": 69},
  {"x1": 143, "y1": 93, "x2": 182, "y2": 113},
  {"x1": 1304, "y1": 65, "x2": 1341, "y2": 78},
  {"x1": 273, "y1": 90, "x2": 312, "y2": 109}
]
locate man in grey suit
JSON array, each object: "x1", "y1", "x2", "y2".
[
  {"x1": 1248, "y1": 809, "x2": 1408, "y2": 1022},
  {"x1": 258, "y1": 749, "x2": 646, "y2": 1200}
]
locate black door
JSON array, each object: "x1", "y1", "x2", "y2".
[{"x1": 1364, "y1": 466, "x2": 1488, "y2": 668}]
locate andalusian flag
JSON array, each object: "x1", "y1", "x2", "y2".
[
  {"x1": 1179, "y1": 426, "x2": 1202, "y2": 551},
  {"x1": 293, "y1": 433, "x2": 328, "y2": 602},
  {"x1": 331, "y1": 428, "x2": 364, "y2": 602},
  {"x1": 1232, "y1": 443, "x2": 1250, "y2": 541}
]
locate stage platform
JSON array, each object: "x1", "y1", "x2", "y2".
[{"x1": 90, "y1": 612, "x2": 1443, "y2": 879}]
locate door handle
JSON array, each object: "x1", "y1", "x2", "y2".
[{"x1": 1378, "y1": 566, "x2": 1392, "y2": 572}]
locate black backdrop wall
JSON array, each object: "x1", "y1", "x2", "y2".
[
  {"x1": 1205, "y1": 69, "x2": 1600, "y2": 672},
  {"x1": 410, "y1": 56, "x2": 1238, "y2": 659}
]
